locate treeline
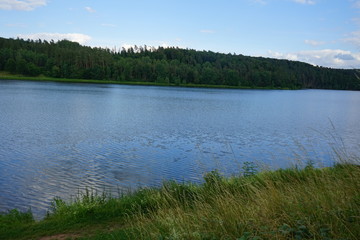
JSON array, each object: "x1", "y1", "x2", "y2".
[{"x1": 0, "y1": 37, "x2": 359, "y2": 90}]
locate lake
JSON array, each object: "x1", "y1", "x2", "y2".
[{"x1": 1, "y1": 80, "x2": 359, "y2": 218}]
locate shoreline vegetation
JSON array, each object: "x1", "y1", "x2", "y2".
[
  {"x1": 1, "y1": 163, "x2": 359, "y2": 240},
  {"x1": 1, "y1": 37, "x2": 359, "y2": 91},
  {"x1": 0, "y1": 71, "x2": 292, "y2": 90}
]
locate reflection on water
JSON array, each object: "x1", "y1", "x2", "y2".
[{"x1": 0, "y1": 80, "x2": 360, "y2": 218}]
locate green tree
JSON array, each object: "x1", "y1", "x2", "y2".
[{"x1": 5, "y1": 58, "x2": 16, "y2": 73}]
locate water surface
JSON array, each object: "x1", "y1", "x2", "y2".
[{"x1": 0, "y1": 80, "x2": 359, "y2": 218}]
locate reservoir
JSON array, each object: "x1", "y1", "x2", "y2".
[{"x1": 0, "y1": 80, "x2": 359, "y2": 218}]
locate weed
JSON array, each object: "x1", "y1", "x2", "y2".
[
  {"x1": 1, "y1": 163, "x2": 359, "y2": 239},
  {"x1": 242, "y1": 161, "x2": 258, "y2": 177}
]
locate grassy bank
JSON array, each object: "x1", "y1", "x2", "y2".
[
  {"x1": 0, "y1": 71, "x2": 293, "y2": 90},
  {"x1": 1, "y1": 163, "x2": 359, "y2": 240}
]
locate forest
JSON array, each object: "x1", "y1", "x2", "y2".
[{"x1": 0, "y1": 37, "x2": 359, "y2": 90}]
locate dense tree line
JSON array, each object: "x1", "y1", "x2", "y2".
[{"x1": 0, "y1": 37, "x2": 359, "y2": 90}]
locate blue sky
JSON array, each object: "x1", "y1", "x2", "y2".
[{"x1": 0, "y1": 0, "x2": 359, "y2": 69}]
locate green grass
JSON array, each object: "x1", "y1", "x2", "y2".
[
  {"x1": 0, "y1": 71, "x2": 294, "y2": 90},
  {"x1": 1, "y1": 163, "x2": 359, "y2": 240}
]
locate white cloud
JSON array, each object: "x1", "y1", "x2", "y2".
[
  {"x1": 85, "y1": 6, "x2": 96, "y2": 13},
  {"x1": 304, "y1": 39, "x2": 326, "y2": 46},
  {"x1": 120, "y1": 44, "x2": 154, "y2": 52},
  {"x1": 268, "y1": 50, "x2": 299, "y2": 61},
  {"x1": 293, "y1": 0, "x2": 315, "y2": 5},
  {"x1": 200, "y1": 29, "x2": 215, "y2": 34},
  {"x1": 17, "y1": 33, "x2": 92, "y2": 45},
  {"x1": 5, "y1": 23, "x2": 27, "y2": 27},
  {"x1": 352, "y1": 0, "x2": 360, "y2": 8},
  {"x1": 0, "y1": 0, "x2": 46, "y2": 11},
  {"x1": 352, "y1": 17, "x2": 360, "y2": 25},
  {"x1": 120, "y1": 42, "x2": 185, "y2": 52},
  {"x1": 268, "y1": 49, "x2": 360, "y2": 69},
  {"x1": 121, "y1": 44, "x2": 134, "y2": 50},
  {"x1": 343, "y1": 31, "x2": 360, "y2": 48}
]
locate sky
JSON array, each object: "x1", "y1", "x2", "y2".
[{"x1": 0, "y1": 0, "x2": 359, "y2": 69}]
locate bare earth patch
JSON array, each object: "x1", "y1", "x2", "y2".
[{"x1": 39, "y1": 233, "x2": 80, "y2": 240}]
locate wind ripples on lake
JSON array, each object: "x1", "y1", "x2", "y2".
[{"x1": 0, "y1": 80, "x2": 360, "y2": 218}]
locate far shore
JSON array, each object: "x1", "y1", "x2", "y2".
[{"x1": 0, "y1": 72, "x2": 293, "y2": 90}]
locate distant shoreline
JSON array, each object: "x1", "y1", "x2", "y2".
[{"x1": 0, "y1": 72, "x2": 294, "y2": 90}]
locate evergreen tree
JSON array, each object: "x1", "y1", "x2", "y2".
[{"x1": 0, "y1": 37, "x2": 358, "y2": 90}]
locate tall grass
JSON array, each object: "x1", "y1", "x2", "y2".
[
  {"x1": 121, "y1": 163, "x2": 360, "y2": 239},
  {"x1": 0, "y1": 160, "x2": 359, "y2": 239}
]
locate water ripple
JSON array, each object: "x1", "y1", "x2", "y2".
[{"x1": 1, "y1": 82, "x2": 360, "y2": 219}]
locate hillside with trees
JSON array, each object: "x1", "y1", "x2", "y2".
[{"x1": 0, "y1": 37, "x2": 358, "y2": 90}]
